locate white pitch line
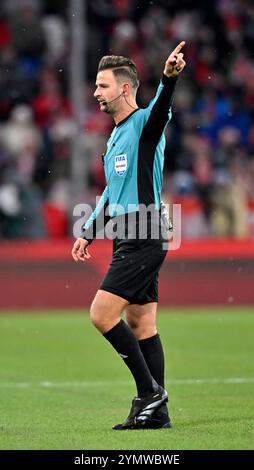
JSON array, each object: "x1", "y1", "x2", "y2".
[{"x1": 0, "y1": 377, "x2": 253, "y2": 389}]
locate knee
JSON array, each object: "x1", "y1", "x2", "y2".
[
  {"x1": 90, "y1": 298, "x2": 120, "y2": 333},
  {"x1": 126, "y1": 316, "x2": 139, "y2": 331},
  {"x1": 127, "y1": 316, "x2": 145, "y2": 338},
  {"x1": 126, "y1": 314, "x2": 156, "y2": 339},
  {"x1": 90, "y1": 290, "x2": 127, "y2": 334},
  {"x1": 90, "y1": 300, "x2": 102, "y2": 330}
]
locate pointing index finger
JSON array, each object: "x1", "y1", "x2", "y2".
[{"x1": 172, "y1": 41, "x2": 185, "y2": 55}]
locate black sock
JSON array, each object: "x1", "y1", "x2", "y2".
[
  {"x1": 103, "y1": 320, "x2": 156, "y2": 397},
  {"x1": 139, "y1": 334, "x2": 165, "y2": 389}
]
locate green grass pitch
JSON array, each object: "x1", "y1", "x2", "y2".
[{"x1": 0, "y1": 308, "x2": 253, "y2": 450}]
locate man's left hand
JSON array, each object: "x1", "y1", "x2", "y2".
[{"x1": 164, "y1": 41, "x2": 186, "y2": 78}]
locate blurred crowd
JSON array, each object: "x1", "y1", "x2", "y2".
[{"x1": 0, "y1": 0, "x2": 254, "y2": 240}]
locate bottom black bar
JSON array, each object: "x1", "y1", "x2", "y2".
[{"x1": 0, "y1": 450, "x2": 252, "y2": 467}]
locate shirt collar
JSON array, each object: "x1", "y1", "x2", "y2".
[{"x1": 116, "y1": 108, "x2": 139, "y2": 128}]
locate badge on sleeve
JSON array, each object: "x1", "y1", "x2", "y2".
[{"x1": 114, "y1": 154, "x2": 127, "y2": 176}]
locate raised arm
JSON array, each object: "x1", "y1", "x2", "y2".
[{"x1": 143, "y1": 41, "x2": 186, "y2": 141}]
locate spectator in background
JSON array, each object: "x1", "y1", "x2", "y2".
[
  {"x1": 210, "y1": 161, "x2": 249, "y2": 238},
  {"x1": 1, "y1": 104, "x2": 42, "y2": 183}
]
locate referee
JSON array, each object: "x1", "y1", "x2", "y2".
[{"x1": 72, "y1": 42, "x2": 186, "y2": 430}]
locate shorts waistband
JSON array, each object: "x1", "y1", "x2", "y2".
[{"x1": 111, "y1": 208, "x2": 161, "y2": 225}]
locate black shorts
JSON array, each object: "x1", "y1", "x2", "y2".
[{"x1": 100, "y1": 214, "x2": 169, "y2": 304}]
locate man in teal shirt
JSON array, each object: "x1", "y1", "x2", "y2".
[{"x1": 72, "y1": 42, "x2": 186, "y2": 430}]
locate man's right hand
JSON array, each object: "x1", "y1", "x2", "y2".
[{"x1": 71, "y1": 238, "x2": 91, "y2": 262}]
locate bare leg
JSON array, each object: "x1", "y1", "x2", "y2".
[
  {"x1": 125, "y1": 302, "x2": 157, "y2": 340},
  {"x1": 90, "y1": 289, "x2": 128, "y2": 333}
]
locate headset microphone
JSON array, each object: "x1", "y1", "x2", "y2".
[
  {"x1": 102, "y1": 92, "x2": 124, "y2": 106},
  {"x1": 101, "y1": 91, "x2": 137, "y2": 110}
]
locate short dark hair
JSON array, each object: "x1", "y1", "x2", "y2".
[{"x1": 98, "y1": 55, "x2": 139, "y2": 92}]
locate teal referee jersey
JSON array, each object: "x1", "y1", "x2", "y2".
[{"x1": 82, "y1": 75, "x2": 177, "y2": 242}]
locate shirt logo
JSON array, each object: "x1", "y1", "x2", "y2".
[
  {"x1": 119, "y1": 353, "x2": 128, "y2": 359},
  {"x1": 114, "y1": 154, "x2": 127, "y2": 176}
]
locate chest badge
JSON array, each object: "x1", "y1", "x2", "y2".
[{"x1": 114, "y1": 154, "x2": 127, "y2": 176}]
